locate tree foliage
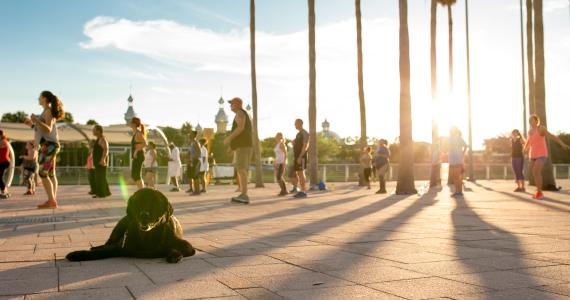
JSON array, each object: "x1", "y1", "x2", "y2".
[{"x1": 1, "y1": 111, "x2": 28, "y2": 123}]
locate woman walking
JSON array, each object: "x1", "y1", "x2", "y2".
[
  {"x1": 361, "y1": 147, "x2": 373, "y2": 190},
  {"x1": 86, "y1": 141, "x2": 96, "y2": 195},
  {"x1": 143, "y1": 141, "x2": 158, "y2": 189},
  {"x1": 168, "y1": 143, "x2": 182, "y2": 192},
  {"x1": 92, "y1": 125, "x2": 111, "y2": 198},
  {"x1": 0, "y1": 130, "x2": 12, "y2": 199},
  {"x1": 274, "y1": 133, "x2": 288, "y2": 196},
  {"x1": 130, "y1": 117, "x2": 147, "y2": 190},
  {"x1": 186, "y1": 131, "x2": 201, "y2": 195},
  {"x1": 20, "y1": 141, "x2": 38, "y2": 196},
  {"x1": 511, "y1": 129, "x2": 526, "y2": 192},
  {"x1": 524, "y1": 115, "x2": 570, "y2": 200},
  {"x1": 24, "y1": 91, "x2": 64, "y2": 208},
  {"x1": 374, "y1": 139, "x2": 390, "y2": 194},
  {"x1": 199, "y1": 138, "x2": 209, "y2": 193}
]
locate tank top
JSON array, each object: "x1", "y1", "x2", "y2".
[
  {"x1": 93, "y1": 138, "x2": 104, "y2": 167},
  {"x1": 511, "y1": 138, "x2": 524, "y2": 158},
  {"x1": 527, "y1": 128, "x2": 548, "y2": 159},
  {"x1": 34, "y1": 110, "x2": 59, "y2": 145},
  {"x1": 274, "y1": 142, "x2": 286, "y2": 164},
  {"x1": 144, "y1": 150, "x2": 157, "y2": 168},
  {"x1": 230, "y1": 109, "x2": 253, "y2": 150},
  {"x1": 0, "y1": 139, "x2": 9, "y2": 163}
]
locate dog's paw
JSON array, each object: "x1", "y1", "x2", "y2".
[
  {"x1": 166, "y1": 250, "x2": 183, "y2": 263},
  {"x1": 66, "y1": 250, "x2": 90, "y2": 261}
]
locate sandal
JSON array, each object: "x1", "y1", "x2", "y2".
[{"x1": 37, "y1": 201, "x2": 58, "y2": 209}]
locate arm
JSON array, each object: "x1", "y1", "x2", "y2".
[
  {"x1": 224, "y1": 111, "x2": 245, "y2": 144},
  {"x1": 99, "y1": 138, "x2": 109, "y2": 166},
  {"x1": 280, "y1": 143, "x2": 287, "y2": 164},
  {"x1": 543, "y1": 127, "x2": 570, "y2": 150},
  {"x1": 32, "y1": 111, "x2": 55, "y2": 133}
]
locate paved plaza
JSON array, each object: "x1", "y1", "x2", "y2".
[{"x1": 1, "y1": 180, "x2": 570, "y2": 299}]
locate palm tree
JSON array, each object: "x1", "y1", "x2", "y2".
[
  {"x1": 437, "y1": 0, "x2": 457, "y2": 92},
  {"x1": 429, "y1": 0, "x2": 441, "y2": 188},
  {"x1": 355, "y1": 0, "x2": 367, "y2": 150},
  {"x1": 250, "y1": 0, "x2": 264, "y2": 188},
  {"x1": 308, "y1": 0, "x2": 318, "y2": 186},
  {"x1": 519, "y1": 0, "x2": 528, "y2": 137},
  {"x1": 533, "y1": 0, "x2": 557, "y2": 190},
  {"x1": 395, "y1": 0, "x2": 417, "y2": 195},
  {"x1": 526, "y1": 0, "x2": 535, "y2": 115}
]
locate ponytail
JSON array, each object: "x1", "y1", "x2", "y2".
[
  {"x1": 131, "y1": 117, "x2": 147, "y2": 138},
  {"x1": 41, "y1": 91, "x2": 64, "y2": 120}
]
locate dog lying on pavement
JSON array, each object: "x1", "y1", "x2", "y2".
[{"x1": 66, "y1": 188, "x2": 195, "y2": 263}]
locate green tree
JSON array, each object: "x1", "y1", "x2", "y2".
[
  {"x1": 260, "y1": 137, "x2": 276, "y2": 158},
  {"x1": 211, "y1": 132, "x2": 231, "y2": 164},
  {"x1": 161, "y1": 126, "x2": 185, "y2": 147},
  {"x1": 86, "y1": 119, "x2": 99, "y2": 125},
  {"x1": 396, "y1": 0, "x2": 417, "y2": 194},
  {"x1": 180, "y1": 122, "x2": 193, "y2": 145},
  {"x1": 551, "y1": 133, "x2": 570, "y2": 163},
  {"x1": 1, "y1": 111, "x2": 28, "y2": 123},
  {"x1": 62, "y1": 112, "x2": 74, "y2": 123}
]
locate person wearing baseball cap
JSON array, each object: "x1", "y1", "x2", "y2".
[{"x1": 223, "y1": 97, "x2": 253, "y2": 204}]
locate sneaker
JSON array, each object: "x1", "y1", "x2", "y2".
[
  {"x1": 231, "y1": 194, "x2": 250, "y2": 204},
  {"x1": 451, "y1": 192, "x2": 464, "y2": 198},
  {"x1": 294, "y1": 192, "x2": 307, "y2": 198},
  {"x1": 289, "y1": 187, "x2": 299, "y2": 194},
  {"x1": 532, "y1": 192, "x2": 544, "y2": 200},
  {"x1": 514, "y1": 188, "x2": 526, "y2": 192},
  {"x1": 186, "y1": 189, "x2": 193, "y2": 194}
]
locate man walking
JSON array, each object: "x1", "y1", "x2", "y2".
[
  {"x1": 292, "y1": 119, "x2": 309, "y2": 198},
  {"x1": 168, "y1": 143, "x2": 181, "y2": 192},
  {"x1": 224, "y1": 97, "x2": 253, "y2": 204}
]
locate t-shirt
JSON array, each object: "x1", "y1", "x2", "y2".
[
  {"x1": 361, "y1": 153, "x2": 372, "y2": 168},
  {"x1": 511, "y1": 138, "x2": 524, "y2": 158},
  {"x1": 448, "y1": 136, "x2": 467, "y2": 165},
  {"x1": 374, "y1": 146, "x2": 390, "y2": 167},
  {"x1": 294, "y1": 129, "x2": 309, "y2": 159},
  {"x1": 200, "y1": 146, "x2": 209, "y2": 172}
]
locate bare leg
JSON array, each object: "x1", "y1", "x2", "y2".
[
  {"x1": 41, "y1": 177, "x2": 57, "y2": 203},
  {"x1": 297, "y1": 170, "x2": 307, "y2": 192},
  {"x1": 136, "y1": 179, "x2": 144, "y2": 190},
  {"x1": 454, "y1": 167, "x2": 463, "y2": 193},
  {"x1": 532, "y1": 160, "x2": 545, "y2": 193},
  {"x1": 237, "y1": 169, "x2": 248, "y2": 196}
]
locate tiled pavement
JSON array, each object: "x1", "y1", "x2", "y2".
[{"x1": 1, "y1": 180, "x2": 570, "y2": 299}]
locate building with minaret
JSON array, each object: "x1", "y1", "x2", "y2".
[
  {"x1": 214, "y1": 96, "x2": 229, "y2": 133},
  {"x1": 319, "y1": 118, "x2": 340, "y2": 140},
  {"x1": 124, "y1": 94, "x2": 137, "y2": 124}
]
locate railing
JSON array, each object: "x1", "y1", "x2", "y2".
[{"x1": 11, "y1": 163, "x2": 570, "y2": 186}]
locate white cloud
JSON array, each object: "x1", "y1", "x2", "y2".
[{"x1": 544, "y1": 0, "x2": 570, "y2": 13}]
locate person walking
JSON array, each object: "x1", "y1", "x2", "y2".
[
  {"x1": 223, "y1": 97, "x2": 253, "y2": 204},
  {"x1": 448, "y1": 127, "x2": 468, "y2": 198},
  {"x1": 92, "y1": 125, "x2": 111, "y2": 198},
  {"x1": 274, "y1": 132, "x2": 288, "y2": 196},
  {"x1": 24, "y1": 91, "x2": 64, "y2": 208},
  {"x1": 374, "y1": 139, "x2": 390, "y2": 194},
  {"x1": 524, "y1": 115, "x2": 570, "y2": 200},
  {"x1": 186, "y1": 131, "x2": 201, "y2": 195},
  {"x1": 511, "y1": 129, "x2": 526, "y2": 192},
  {"x1": 20, "y1": 141, "x2": 38, "y2": 196},
  {"x1": 129, "y1": 117, "x2": 147, "y2": 190},
  {"x1": 287, "y1": 139, "x2": 299, "y2": 193},
  {"x1": 199, "y1": 138, "x2": 209, "y2": 193},
  {"x1": 0, "y1": 130, "x2": 12, "y2": 199},
  {"x1": 86, "y1": 140, "x2": 96, "y2": 195},
  {"x1": 143, "y1": 141, "x2": 158, "y2": 190},
  {"x1": 292, "y1": 119, "x2": 309, "y2": 199},
  {"x1": 361, "y1": 146, "x2": 373, "y2": 190},
  {"x1": 168, "y1": 143, "x2": 182, "y2": 192}
]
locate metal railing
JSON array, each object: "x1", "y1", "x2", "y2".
[{"x1": 10, "y1": 163, "x2": 570, "y2": 186}]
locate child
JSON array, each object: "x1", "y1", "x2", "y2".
[{"x1": 20, "y1": 141, "x2": 38, "y2": 195}]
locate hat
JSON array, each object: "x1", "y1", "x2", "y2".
[{"x1": 227, "y1": 97, "x2": 243, "y2": 106}]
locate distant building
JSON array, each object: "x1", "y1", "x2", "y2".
[
  {"x1": 215, "y1": 96, "x2": 229, "y2": 133},
  {"x1": 319, "y1": 118, "x2": 340, "y2": 140},
  {"x1": 124, "y1": 94, "x2": 137, "y2": 124}
]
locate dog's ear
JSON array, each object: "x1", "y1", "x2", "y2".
[
  {"x1": 126, "y1": 194, "x2": 137, "y2": 219},
  {"x1": 158, "y1": 191, "x2": 173, "y2": 218}
]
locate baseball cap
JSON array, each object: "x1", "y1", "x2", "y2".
[{"x1": 227, "y1": 97, "x2": 243, "y2": 106}]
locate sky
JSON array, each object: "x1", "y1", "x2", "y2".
[{"x1": 0, "y1": 0, "x2": 569, "y2": 149}]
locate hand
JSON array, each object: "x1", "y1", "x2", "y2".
[
  {"x1": 30, "y1": 114, "x2": 38, "y2": 123},
  {"x1": 563, "y1": 144, "x2": 570, "y2": 151},
  {"x1": 223, "y1": 137, "x2": 232, "y2": 145},
  {"x1": 24, "y1": 119, "x2": 33, "y2": 126},
  {"x1": 99, "y1": 159, "x2": 107, "y2": 167},
  {"x1": 297, "y1": 157, "x2": 303, "y2": 164}
]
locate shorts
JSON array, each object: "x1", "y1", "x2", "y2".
[
  {"x1": 131, "y1": 151, "x2": 144, "y2": 181},
  {"x1": 449, "y1": 164, "x2": 464, "y2": 178},
  {"x1": 363, "y1": 167, "x2": 372, "y2": 183},
  {"x1": 294, "y1": 157, "x2": 307, "y2": 172},
  {"x1": 376, "y1": 164, "x2": 389, "y2": 177},
  {"x1": 531, "y1": 156, "x2": 547, "y2": 162},
  {"x1": 187, "y1": 160, "x2": 201, "y2": 179},
  {"x1": 38, "y1": 141, "x2": 60, "y2": 178},
  {"x1": 233, "y1": 147, "x2": 252, "y2": 171}
]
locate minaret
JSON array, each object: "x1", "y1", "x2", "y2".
[
  {"x1": 124, "y1": 94, "x2": 137, "y2": 124},
  {"x1": 322, "y1": 118, "x2": 330, "y2": 133},
  {"x1": 214, "y1": 96, "x2": 229, "y2": 133}
]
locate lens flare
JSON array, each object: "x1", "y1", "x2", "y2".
[{"x1": 118, "y1": 175, "x2": 130, "y2": 202}]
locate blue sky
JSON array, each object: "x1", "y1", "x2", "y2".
[{"x1": 0, "y1": 0, "x2": 569, "y2": 149}]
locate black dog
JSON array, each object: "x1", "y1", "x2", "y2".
[{"x1": 66, "y1": 188, "x2": 195, "y2": 263}]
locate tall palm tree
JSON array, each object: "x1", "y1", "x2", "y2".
[
  {"x1": 429, "y1": 0, "x2": 441, "y2": 188},
  {"x1": 308, "y1": 0, "x2": 318, "y2": 186},
  {"x1": 395, "y1": 0, "x2": 417, "y2": 195},
  {"x1": 437, "y1": 0, "x2": 457, "y2": 92},
  {"x1": 519, "y1": 0, "x2": 528, "y2": 137},
  {"x1": 355, "y1": 0, "x2": 367, "y2": 150},
  {"x1": 526, "y1": 0, "x2": 535, "y2": 115},
  {"x1": 250, "y1": 0, "x2": 264, "y2": 188},
  {"x1": 533, "y1": 0, "x2": 557, "y2": 190}
]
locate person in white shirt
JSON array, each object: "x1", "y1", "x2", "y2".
[
  {"x1": 274, "y1": 132, "x2": 288, "y2": 196},
  {"x1": 198, "y1": 138, "x2": 209, "y2": 193},
  {"x1": 143, "y1": 142, "x2": 158, "y2": 189},
  {"x1": 168, "y1": 143, "x2": 182, "y2": 192}
]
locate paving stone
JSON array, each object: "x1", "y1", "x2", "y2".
[
  {"x1": 398, "y1": 260, "x2": 497, "y2": 276},
  {"x1": 460, "y1": 256, "x2": 557, "y2": 270},
  {"x1": 204, "y1": 255, "x2": 283, "y2": 267},
  {"x1": 453, "y1": 287, "x2": 570, "y2": 300},
  {"x1": 225, "y1": 263, "x2": 309, "y2": 278},
  {"x1": 368, "y1": 277, "x2": 488, "y2": 299},
  {"x1": 326, "y1": 266, "x2": 428, "y2": 284},
  {"x1": 235, "y1": 287, "x2": 284, "y2": 299},
  {"x1": 277, "y1": 285, "x2": 404, "y2": 300},
  {"x1": 443, "y1": 270, "x2": 565, "y2": 290},
  {"x1": 535, "y1": 283, "x2": 570, "y2": 297},
  {"x1": 23, "y1": 287, "x2": 133, "y2": 300},
  {"x1": 128, "y1": 279, "x2": 238, "y2": 299},
  {"x1": 247, "y1": 271, "x2": 354, "y2": 291},
  {"x1": 0, "y1": 267, "x2": 58, "y2": 296},
  {"x1": 58, "y1": 263, "x2": 153, "y2": 291},
  {"x1": 515, "y1": 265, "x2": 570, "y2": 281}
]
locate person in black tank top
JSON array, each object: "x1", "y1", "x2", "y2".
[
  {"x1": 511, "y1": 129, "x2": 526, "y2": 192},
  {"x1": 223, "y1": 97, "x2": 253, "y2": 204},
  {"x1": 93, "y1": 125, "x2": 111, "y2": 198}
]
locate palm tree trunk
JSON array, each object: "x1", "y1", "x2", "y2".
[
  {"x1": 308, "y1": 0, "x2": 318, "y2": 186},
  {"x1": 447, "y1": 4, "x2": 453, "y2": 92},
  {"x1": 526, "y1": 0, "x2": 535, "y2": 115},
  {"x1": 250, "y1": 0, "x2": 264, "y2": 188},
  {"x1": 396, "y1": 0, "x2": 417, "y2": 195},
  {"x1": 533, "y1": 0, "x2": 557, "y2": 190},
  {"x1": 429, "y1": 0, "x2": 441, "y2": 188},
  {"x1": 519, "y1": 0, "x2": 528, "y2": 138},
  {"x1": 465, "y1": 0, "x2": 474, "y2": 181},
  {"x1": 355, "y1": 0, "x2": 367, "y2": 150}
]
